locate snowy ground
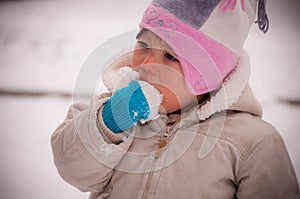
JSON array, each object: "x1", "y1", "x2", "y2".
[{"x1": 0, "y1": 0, "x2": 299, "y2": 198}]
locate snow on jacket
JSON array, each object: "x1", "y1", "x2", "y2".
[{"x1": 51, "y1": 50, "x2": 300, "y2": 199}]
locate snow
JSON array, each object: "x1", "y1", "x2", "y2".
[
  {"x1": 0, "y1": 96, "x2": 89, "y2": 198},
  {"x1": 0, "y1": 0, "x2": 299, "y2": 198},
  {"x1": 102, "y1": 66, "x2": 140, "y2": 92}
]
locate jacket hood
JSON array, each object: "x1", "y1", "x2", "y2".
[{"x1": 197, "y1": 50, "x2": 263, "y2": 121}]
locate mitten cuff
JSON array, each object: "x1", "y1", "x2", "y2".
[
  {"x1": 97, "y1": 107, "x2": 128, "y2": 144},
  {"x1": 102, "y1": 91, "x2": 133, "y2": 133}
]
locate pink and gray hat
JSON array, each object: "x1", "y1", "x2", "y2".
[{"x1": 139, "y1": 0, "x2": 269, "y2": 95}]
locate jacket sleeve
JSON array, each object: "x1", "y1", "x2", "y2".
[
  {"x1": 51, "y1": 98, "x2": 133, "y2": 192},
  {"x1": 236, "y1": 129, "x2": 300, "y2": 199}
]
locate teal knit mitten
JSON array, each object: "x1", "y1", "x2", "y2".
[{"x1": 102, "y1": 80, "x2": 162, "y2": 133}]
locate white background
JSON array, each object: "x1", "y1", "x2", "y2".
[{"x1": 0, "y1": 0, "x2": 299, "y2": 198}]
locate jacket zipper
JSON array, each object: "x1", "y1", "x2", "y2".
[
  {"x1": 141, "y1": 159, "x2": 157, "y2": 199},
  {"x1": 141, "y1": 125, "x2": 175, "y2": 199}
]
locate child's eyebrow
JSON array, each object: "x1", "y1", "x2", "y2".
[{"x1": 135, "y1": 28, "x2": 176, "y2": 54}]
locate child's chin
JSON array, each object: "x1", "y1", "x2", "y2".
[{"x1": 158, "y1": 104, "x2": 181, "y2": 115}]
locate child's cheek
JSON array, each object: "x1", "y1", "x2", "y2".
[{"x1": 155, "y1": 85, "x2": 180, "y2": 114}]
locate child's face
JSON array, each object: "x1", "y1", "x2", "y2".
[{"x1": 131, "y1": 30, "x2": 201, "y2": 114}]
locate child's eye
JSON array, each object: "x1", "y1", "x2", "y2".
[
  {"x1": 165, "y1": 53, "x2": 179, "y2": 62},
  {"x1": 137, "y1": 41, "x2": 150, "y2": 49}
]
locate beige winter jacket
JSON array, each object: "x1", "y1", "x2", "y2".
[{"x1": 51, "y1": 51, "x2": 300, "y2": 199}]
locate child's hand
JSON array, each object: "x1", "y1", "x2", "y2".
[{"x1": 102, "y1": 80, "x2": 163, "y2": 133}]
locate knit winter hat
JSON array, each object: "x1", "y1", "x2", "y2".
[{"x1": 139, "y1": 0, "x2": 269, "y2": 95}]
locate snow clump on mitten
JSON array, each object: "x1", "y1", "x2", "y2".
[{"x1": 102, "y1": 66, "x2": 140, "y2": 92}]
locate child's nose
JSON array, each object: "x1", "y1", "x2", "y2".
[
  {"x1": 141, "y1": 49, "x2": 163, "y2": 74},
  {"x1": 143, "y1": 49, "x2": 161, "y2": 63},
  {"x1": 141, "y1": 62, "x2": 157, "y2": 75}
]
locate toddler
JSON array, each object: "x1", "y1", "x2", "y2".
[{"x1": 51, "y1": 0, "x2": 300, "y2": 198}]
